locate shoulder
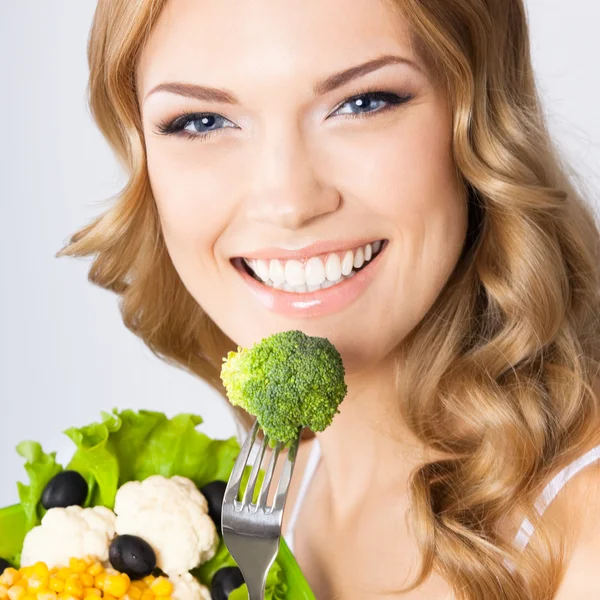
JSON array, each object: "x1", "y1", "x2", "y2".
[{"x1": 551, "y1": 376, "x2": 600, "y2": 598}]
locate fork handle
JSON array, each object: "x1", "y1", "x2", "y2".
[{"x1": 243, "y1": 571, "x2": 267, "y2": 600}]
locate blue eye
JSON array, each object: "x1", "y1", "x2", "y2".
[
  {"x1": 157, "y1": 113, "x2": 237, "y2": 139},
  {"x1": 332, "y1": 91, "x2": 410, "y2": 117}
]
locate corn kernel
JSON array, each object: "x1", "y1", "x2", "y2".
[
  {"x1": 8, "y1": 585, "x2": 26, "y2": 600},
  {"x1": 63, "y1": 578, "x2": 84, "y2": 598},
  {"x1": 125, "y1": 587, "x2": 142, "y2": 600},
  {"x1": 77, "y1": 576, "x2": 91, "y2": 591},
  {"x1": 141, "y1": 577, "x2": 154, "y2": 588},
  {"x1": 149, "y1": 579, "x2": 171, "y2": 598},
  {"x1": 55, "y1": 571, "x2": 70, "y2": 583},
  {"x1": 82, "y1": 590, "x2": 99, "y2": 598},
  {"x1": 57, "y1": 594, "x2": 78, "y2": 600},
  {"x1": 37, "y1": 593, "x2": 58, "y2": 600},
  {"x1": 83, "y1": 596, "x2": 99, "y2": 600},
  {"x1": 154, "y1": 596, "x2": 171, "y2": 600},
  {"x1": 140, "y1": 593, "x2": 154, "y2": 600},
  {"x1": 23, "y1": 595, "x2": 36, "y2": 600},
  {"x1": 84, "y1": 565, "x2": 101, "y2": 581},
  {"x1": 103, "y1": 575, "x2": 129, "y2": 599},
  {"x1": 128, "y1": 583, "x2": 146, "y2": 593},
  {"x1": 48, "y1": 579, "x2": 63, "y2": 594},
  {"x1": 103, "y1": 595, "x2": 116, "y2": 600},
  {"x1": 1, "y1": 570, "x2": 20, "y2": 588},
  {"x1": 67, "y1": 562, "x2": 85, "y2": 577},
  {"x1": 0, "y1": 584, "x2": 8, "y2": 600},
  {"x1": 32, "y1": 566, "x2": 48, "y2": 581}
]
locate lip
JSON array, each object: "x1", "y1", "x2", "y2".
[
  {"x1": 236, "y1": 238, "x2": 383, "y2": 261},
  {"x1": 233, "y1": 241, "x2": 388, "y2": 318}
]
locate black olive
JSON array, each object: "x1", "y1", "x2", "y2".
[
  {"x1": 199, "y1": 480, "x2": 227, "y2": 528},
  {"x1": 0, "y1": 558, "x2": 11, "y2": 574},
  {"x1": 109, "y1": 535, "x2": 157, "y2": 580},
  {"x1": 41, "y1": 471, "x2": 88, "y2": 509},
  {"x1": 211, "y1": 566, "x2": 245, "y2": 600}
]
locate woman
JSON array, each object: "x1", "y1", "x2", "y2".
[{"x1": 57, "y1": 0, "x2": 600, "y2": 598}]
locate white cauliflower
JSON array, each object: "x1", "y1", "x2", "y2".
[
  {"x1": 114, "y1": 475, "x2": 219, "y2": 575},
  {"x1": 171, "y1": 573, "x2": 212, "y2": 600},
  {"x1": 20, "y1": 506, "x2": 116, "y2": 567}
]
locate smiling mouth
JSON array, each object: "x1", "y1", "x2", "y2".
[{"x1": 232, "y1": 239, "x2": 388, "y2": 294}]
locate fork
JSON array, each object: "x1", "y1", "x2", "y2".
[{"x1": 221, "y1": 419, "x2": 302, "y2": 600}]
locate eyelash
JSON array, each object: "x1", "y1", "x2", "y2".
[{"x1": 155, "y1": 87, "x2": 414, "y2": 142}]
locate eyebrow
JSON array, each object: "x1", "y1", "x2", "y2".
[{"x1": 144, "y1": 54, "x2": 419, "y2": 104}]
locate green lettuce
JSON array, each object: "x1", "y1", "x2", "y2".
[{"x1": 16, "y1": 441, "x2": 63, "y2": 531}]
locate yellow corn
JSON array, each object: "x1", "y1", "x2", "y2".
[
  {"x1": 67, "y1": 562, "x2": 85, "y2": 577},
  {"x1": 0, "y1": 570, "x2": 19, "y2": 587},
  {"x1": 84, "y1": 565, "x2": 101, "y2": 580},
  {"x1": 48, "y1": 578, "x2": 64, "y2": 594},
  {"x1": 103, "y1": 575, "x2": 130, "y2": 599},
  {"x1": 78, "y1": 575, "x2": 93, "y2": 591},
  {"x1": 7, "y1": 585, "x2": 26, "y2": 600},
  {"x1": 1, "y1": 560, "x2": 178, "y2": 600},
  {"x1": 64, "y1": 577, "x2": 84, "y2": 599},
  {"x1": 149, "y1": 579, "x2": 172, "y2": 597},
  {"x1": 54, "y1": 571, "x2": 70, "y2": 583},
  {"x1": 125, "y1": 587, "x2": 142, "y2": 600}
]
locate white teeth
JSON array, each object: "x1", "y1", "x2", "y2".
[
  {"x1": 341, "y1": 250, "x2": 354, "y2": 276},
  {"x1": 325, "y1": 254, "x2": 342, "y2": 281},
  {"x1": 305, "y1": 256, "x2": 326, "y2": 286},
  {"x1": 284, "y1": 259, "x2": 306, "y2": 286},
  {"x1": 254, "y1": 259, "x2": 270, "y2": 282},
  {"x1": 269, "y1": 259, "x2": 286, "y2": 284},
  {"x1": 243, "y1": 239, "x2": 385, "y2": 293},
  {"x1": 353, "y1": 247, "x2": 364, "y2": 269}
]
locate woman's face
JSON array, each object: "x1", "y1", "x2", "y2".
[{"x1": 137, "y1": 0, "x2": 468, "y2": 372}]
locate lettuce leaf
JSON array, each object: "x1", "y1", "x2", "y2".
[
  {"x1": 64, "y1": 409, "x2": 240, "y2": 508},
  {"x1": 15, "y1": 441, "x2": 63, "y2": 530}
]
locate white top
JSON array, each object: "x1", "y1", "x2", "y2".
[{"x1": 283, "y1": 438, "x2": 600, "y2": 566}]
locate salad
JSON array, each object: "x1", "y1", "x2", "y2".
[{"x1": 0, "y1": 409, "x2": 315, "y2": 600}]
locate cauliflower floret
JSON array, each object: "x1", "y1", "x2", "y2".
[
  {"x1": 20, "y1": 506, "x2": 116, "y2": 567},
  {"x1": 171, "y1": 573, "x2": 212, "y2": 600},
  {"x1": 114, "y1": 475, "x2": 219, "y2": 575}
]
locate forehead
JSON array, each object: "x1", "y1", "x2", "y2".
[{"x1": 137, "y1": 0, "x2": 416, "y2": 98}]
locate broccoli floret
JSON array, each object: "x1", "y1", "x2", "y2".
[{"x1": 220, "y1": 330, "x2": 347, "y2": 445}]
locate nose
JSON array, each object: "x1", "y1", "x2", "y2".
[{"x1": 243, "y1": 128, "x2": 341, "y2": 230}]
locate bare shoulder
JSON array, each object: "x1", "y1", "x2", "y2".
[{"x1": 551, "y1": 375, "x2": 600, "y2": 598}]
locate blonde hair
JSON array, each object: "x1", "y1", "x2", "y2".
[{"x1": 58, "y1": 0, "x2": 600, "y2": 597}]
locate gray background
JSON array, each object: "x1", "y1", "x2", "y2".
[{"x1": 1, "y1": 1, "x2": 599, "y2": 507}]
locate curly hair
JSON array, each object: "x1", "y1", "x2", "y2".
[{"x1": 57, "y1": 0, "x2": 600, "y2": 597}]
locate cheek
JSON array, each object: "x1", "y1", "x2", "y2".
[{"x1": 145, "y1": 141, "x2": 234, "y2": 256}]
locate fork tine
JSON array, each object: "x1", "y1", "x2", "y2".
[
  {"x1": 273, "y1": 431, "x2": 301, "y2": 512},
  {"x1": 224, "y1": 419, "x2": 260, "y2": 504},
  {"x1": 242, "y1": 431, "x2": 268, "y2": 507},
  {"x1": 256, "y1": 441, "x2": 283, "y2": 509}
]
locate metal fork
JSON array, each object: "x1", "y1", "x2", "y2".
[{"x1": 221, "y1": 419, "x2": 301, "y2": 600}]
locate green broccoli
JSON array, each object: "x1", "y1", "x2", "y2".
[{"x1": 220, "y1": 330, "x2": 347, "y2": 445}]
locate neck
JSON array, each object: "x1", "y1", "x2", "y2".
[{"x1": 314, "y1": 355, "x2": 443, "y2": 521}]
